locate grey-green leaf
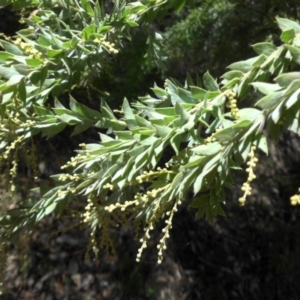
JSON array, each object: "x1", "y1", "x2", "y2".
[
  {"x1": 275, "y1": 72, "x2": 300, "y2": 87},
  {"x1": 252, "y1": 42, "x2": 276, "y2": 56},
  {"x1": 203, "y1": 71, "x2": 219, "y2": 91}
]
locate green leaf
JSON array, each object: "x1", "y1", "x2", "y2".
[
  {"x1": 216, "y1": 203, "x2": 226, "y2": 217},
  {"x1": 34, "y1": 105, "x2": 50, "y2": 116},
  {"x1": 71, "y1": 121, "x2": 93, "y2": 136},
  {"x1": 228, "y1": 60, "x2": 252, "y2": 72},
  {"x1": 48, "y1": 49, "x2": 64, "y2": 58},
  {"x1": 14, "y1": 64, "x2": 31, "y2": 75},
  {"x1": 284, "y1": 79, "x2": 300, "y2": 97},
  {"x1": 203, "y1": 71, "x2": 219, "y2": 91},
  {"x1": 255, "y1": 91, "x2": 284, "y2": 110},
  {"x1": 123, "y1": 98, "x2": 137, "y2": 128},
  {"x1": 285, "y1": 89, "x2": 300, "y2": 109},
  {"x1": 126, "y1": 21, "x2": 138, "y2": 27},
  {"x1": 237, "y1": 68, "x2": 259, "y2": 99},
  {"x1": 213, "y1": 120, "x2": 251, "y2": 142},
  {"x1": 222, "y1": 70, "x2": 244, "y2": 80},
  {"x1": 170, "y1": 133, "x2": 181, "y2": 154},
  {"x1": 178, "y1": 168, "x2": 197, "y2": 198},
  {"x1": 81, "y1": 0, "x2": 94, "y2": 15},
  {"x1": 154, "y1": 124, "x2": 172, "y2": 138},
  {"x1": 7, "y1": 74, "x2": 24, "y2": 86},
  {"x1": 177, "y1": 87, "x2": 195, "y2": 103},
  {"x1": 285, "y1": 44, "x2": 300, "y2": 64},
  {"x1": 43, "y1": 123, "x2": 66, "y2": 138},
  {"x1": 29, "y1": 71, "x2": 41, "y2": 85},
  {"x1": 238, "y1": 108, "x2": 261, "y2": 121},
  {"x1": 151, "y1": 86, "x2": 168, "y2": 98},
  {"x1": 135, "y1": 150, "x2": 148, "y2": 170},
  {"x1": 82, "y1": 24, "x2": 97, "y2": 40},
  {"x1": 281, "y1": 28, "x2": 296, "y2": 42},
  {"x1": 175, "y1": 0, "x2": 186, "y2": 12},
  {"x1": 0, "y1": 51, "x2": 13, "y2": 61},
  {"x1": 58, "y1": 114, "x2": 82, "y2": 125},
  {"x1": 275, "y1": 72, "x2": 300, "y2": 87},
  {"x1": 276, "y1": 17, "x2": 300, "y2": 33},
  {"x1": 252, "y1": 54, "x2": 267, "y2": 67},
  {"x1": 100, "y1": 133, "x2": 114, "y2": 143},
  {"x1": 222, "y1": 78, "x2": 241, "y2": 89},
  {"x1": 182, "y1": 156, "x2": 206, "y2": 169},
  {"x1": 251, "y1": 82, "x2": 281, "y2": 95},
  {"x1": 0, "y1": 39, "x2": 24, "y2": 55},
  {"x1": 175, "y1": 102, "x2": 190, "y2": 121},
  {"x1": 189, "y1": 194, "x2": 209, "y2": 209},
  {"x1": 193, "y1": 171, "x2": 204, "y2": 195},
  {"x1": 185, "y1": 73, "x2": 194, "y2": 87},
  {"x1": 40, "y1": 65, "x2": 48, "y2": 87},
  {"x1": 190, "y1": 86, "x2": 206, "y2": 99},
  {"x1": 195, "y1": 206, "x2": 206, "y2": 220},
  {"x1": 170, "y1": 172, "x2": 184, "y2": 190},
  {"x1": 18, "y1": 79, "x2": 26, "y2": 102},
  {"x1": 11, "y1": 0, "x2": 34, "y2": 10},
  {"x1": 252, "y1": 42, "x2": 276, "y2": 56},
  {"x1": 0, "y1": 65, "x2": 19, "y2": 79},
  {"x1": 192, "y1": 142, "x2": 222, "y2": 156},
  {"x1": 71, "y1": 96, "x2": 102, "y2": 120},
  {"x1": 257, "y1": 134, "x2": 268, "y2": 155}
]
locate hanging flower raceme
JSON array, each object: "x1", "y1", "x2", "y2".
[
  {"x1": 290, "y1": 188, "x2": 300, "y2": 205},
  {"x1": 239, "y1": 146, "x2": 258, "y2": 206}
]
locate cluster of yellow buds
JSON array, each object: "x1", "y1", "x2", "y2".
[
  {"x1": 136, "y1": 167, "x2": 169, "y2": 184},
  {"x1": 226, "y1": 90, "x2": 240, "y2": 119},
  {"x1": 113, "y1": 109, "x2": 124, "y2": 114},
  {"x1": 61, "y1": 153, "x2": 87, "y2": 169},
  {"x1": 58, "y1": 173, "x2": 81, "y2": 182},
  {"x1": 204, "y1": 127, "x2": 222, "y2": 143},
  {"x1": 104, "y1": 186, "x2": 167, "y2": 213},
  {"x1": 2, "y1": 135, "x2": 24, "y2": 160},
  {"x1": 91, "y1": 228, "x2": 99, "y2": 257},
  {"x1": 157, "y1": 199, "x2": 182, "y2": 264},
  {"x1": 104, "y1": 183, "x2": 166, "y2": 212},
  {"x1": 82, "y1": 197, "x2": 95, "y2": 223},
  {"x1": 133, "y1": 193, "x2": 150, "y2": 206},
  {"x1": 136, "y1": 223, "x2": 154, "y2": 262},
  {"x1": 57, "y1": 186, "x2": 76, "y2": 197},
  {"x1": 103, "y1": 183, "x2": 114, "y2": 190},
  {"x1": 164, "y1": 80, "x2": 168, "y2": 89},
  {"x1": 290, "y1": 188, "x2": 300, "y2": 205},
  {"x1": 146, "y1": 187, "x2": 166, "y2": 199},
  {"x1": 239, "y1": 146, "x2": 258, "y2": 206},
  {"x1": 8, "y1": 112, "x2": 21, "y2": 125},
  {"x1": 19, "y1": 120, "x2": 36, "y2": 128},
  {"x1": 9, "y1": 157, "x2": 18, "y2": 179},
  {"x1": 93, "y1": 38, "x2": 119, "y2": 54},
  {"x1": 204, "y1": 135, "x2": 214, "y2": 143},
  {"x1": 165, "y1": 161, "x2": 174, "y2": 168},
  {"x1": 14, "y1": 38, "x2": 42, "y2": 59},
  {"x1": 105, "y1": 200, "x2": 137, "y2": 213},
  {"x1": 86, "y1": 171, "x2": 95, "y2": 178}
]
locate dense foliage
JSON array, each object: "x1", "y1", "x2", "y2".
[
  {"x1": 1, "y1": 0, "x2": 300, "y2": 295},
  {"x1": 164, "y1": 0, "x2": 300, "y2": 78}
]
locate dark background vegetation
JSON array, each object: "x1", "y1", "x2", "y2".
[{"x1": 1, "y1": 1, "x2": 300, "y2": 299}]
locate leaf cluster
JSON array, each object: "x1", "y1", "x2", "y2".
[{"x1": 0, "y1": 1, "x2": 300, "y2": 266}]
